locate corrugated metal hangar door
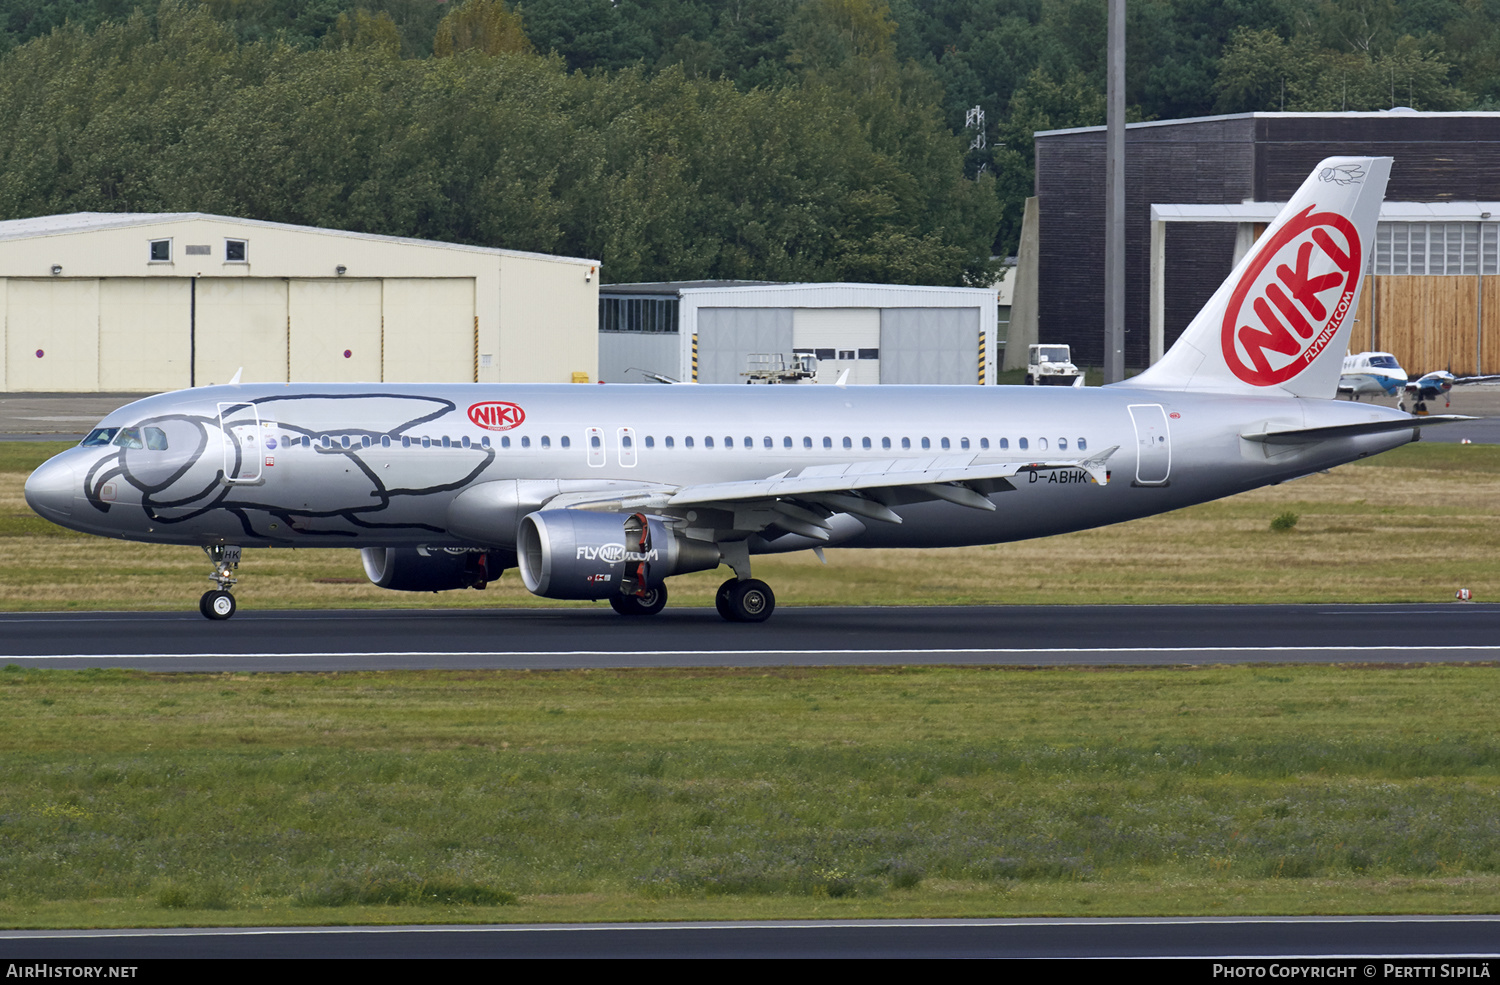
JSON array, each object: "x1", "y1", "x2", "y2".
[
  {"x1": 697, "y1": 307, "x2": 793, "y2": 383},
  {"x1": 5, "y1": 279, "x2": 101, "y2": 391},
  {"x1": 3, "y1": 276, "x2": 478, "y2": 389},
  {"x1": 382, "y1": 279, "x2": 476, "y2": 383},
  {"x1": 289, "y1": 279, "x2": 382, "y2": 383},
  {"x1": 194, "y1": 278, "x2": 289, "y2": 386},
  {"x1": 99, "y1": 280, "x2": 191, "y2": 391},
  {"x1": 879, "y1": 308, "x2": 980, "y2": 384}
]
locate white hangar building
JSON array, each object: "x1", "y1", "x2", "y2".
[
  {"x1": 597, "y1": 281, "x2": 1001, "y2": 385},
  {"x1": 0, "y1": 212, "x2": 601, "y2": 392}
]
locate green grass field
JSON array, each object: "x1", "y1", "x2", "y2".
[{"x1": 2, "y1": 664, "x2": 1499, "y2": 927}]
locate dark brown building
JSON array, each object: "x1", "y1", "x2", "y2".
[{"x1": 1035, "y1": 112, "x2": 1500, "y2": 371}]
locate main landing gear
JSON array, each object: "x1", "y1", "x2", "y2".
[
  {"x1": 610, "y1": 583, "x2": 668, "y2": 616},
  {"x1": 715, "y1": 578, "x2": 775, "y2": 623},
  {"x1": 199, "y1": 545, "x2": 241, "y2": 620}
]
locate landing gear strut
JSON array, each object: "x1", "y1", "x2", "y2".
[
  {"x1": 715, "y1": 578, "x2": 775, "y2": 623},
  {"x1": 199, "y1": 545, "x2": 241, "y2": 620}
]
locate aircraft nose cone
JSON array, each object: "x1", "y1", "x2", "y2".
[{"x1": 24, "y1": 457, "x2": 77, "y2": 520}]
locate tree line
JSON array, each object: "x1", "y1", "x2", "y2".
[{"x1": 0, "y1": 1, "x2": 1493, "y2": 285}]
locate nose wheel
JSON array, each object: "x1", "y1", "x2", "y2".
[
  {"x1": 715, "y1": 578, "x2": 775, "y2": 623},
  {"x1": 199, "y1": 545, "x2": 242, "y2": 620},
  {"x1": 199, "y1": 590, "x2": 237, "y2": 620}
]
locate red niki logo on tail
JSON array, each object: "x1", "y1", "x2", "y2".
[{"x1": 1221, "y1": 206, "x2": 1362, "y2": 387}]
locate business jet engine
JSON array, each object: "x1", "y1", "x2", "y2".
[
  {"x1": 361, "y1": 547, "x2": 508, "y2": 592},
  {"x1": 517, "y1": 510, "x2": 720, "y2": 600}
]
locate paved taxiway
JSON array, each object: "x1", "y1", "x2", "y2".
[{"x1": 3, "y1": 603, "x2": 1497, "y2": 671}]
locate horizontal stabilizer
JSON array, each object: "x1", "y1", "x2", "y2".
[{"x1": 1241, "y1": 415, "x2": 1474, "y2": 444}]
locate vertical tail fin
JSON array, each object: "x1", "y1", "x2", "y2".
[{"x1": 1126, "y1": 156, "x2": 1391, "y2": 398}]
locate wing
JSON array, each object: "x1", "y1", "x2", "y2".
[{"x1": 539, "y1": 447, "x2": 1119, "y2": 542}]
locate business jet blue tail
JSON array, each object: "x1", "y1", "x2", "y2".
[{"x1": 1126, "y1": 156, "x2": 1390, "y2": 399}]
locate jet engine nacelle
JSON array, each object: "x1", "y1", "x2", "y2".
[
  {"x1": 517, "y1": 510, "x2": 720, "y2": 600},
  {"x1": 361, "y1": 547, "x2": 508, "y2": 592}
]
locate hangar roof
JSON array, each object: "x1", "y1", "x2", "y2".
[{"x1": 0, "y1": 211, "x2": 597, "y2": 267}]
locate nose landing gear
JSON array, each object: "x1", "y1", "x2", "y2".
[{"x1": 199, "y1": 545, "x2": 241, "y2": 620}]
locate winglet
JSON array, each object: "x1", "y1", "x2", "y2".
[
  {"x1": 833, "y1": 367, "x2": 851, "y2": 387},
  {"x1": 228, "y1": 367, "x2": 243, "y2": 386}
]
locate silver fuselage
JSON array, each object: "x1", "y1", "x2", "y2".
[{"x1": 25, "y1": 382, "x2": 1416, "y2": 553}]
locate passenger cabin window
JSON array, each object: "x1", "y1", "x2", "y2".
[
  {"x1": 881, "y1": 437, "x2": 891, "y2": 449},
  {"x1": 705, "y1": 437, "x2": 714, "y2": 448},
  {"x1": 921, "y1": 438, "x2": 931, "y2": 450},
  {"x1": 901, "y1": 437, "x2": 911, "y2": 449},
  {"x1": 685, "y1": 437, "x2": 694, "y2": 448},
  {"x1": 501, "y1": 436, "x2": 510, "y2": 448},
  {"x1": 842, "y1": 437, "x2": 852, "y2": 449},
  {"x1": 381, "y1": 435, "x2": 391, "y2": 448},
  {"x1": 822, "y1": 437, "x2": 832, "y2": 449},
  {"x1": 665, "y1": 436, "x2": 674, "y2": 448},
  {"x1": 1078, "y1": 438, "x2": 1087, "y2": 450},
  {"x1": 999, "y1": 438, "x2": 1008, "y2": 449},
  {"x1": 521, "y1": 436, "x2": 531, "y2": 448},
  {"x1": 980, "y1": 438, "x2": 990, "y2": 450},
  {"x1": 481, "y1": 437, "x2": 490, "y2": 448},
  {"x1": 803, "y1": 437, "x2": 812, "y2": 449},
  {"x1": 941, "y1": 438, "x2": 950, "y2": 450},
  {"x1": 645, "y1": 436, "x2": 655, "y2": 449},
  {"x1": 1018, "y1": 438, "x2": 1028, "y2": 450},
  {"x1": 1058, "y1": 438, "x2": 1067, "y2": 450},
  {"x1": 421, "y1": 436, "x2": 431, "y2": 449}
]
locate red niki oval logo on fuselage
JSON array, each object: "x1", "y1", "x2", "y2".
[
  {"x1": 1221, "y1": 205, "x2": 1362, "y2": 387},
  {"x1": 467, "y1": 401, "x2": 525, "y2": 431}
]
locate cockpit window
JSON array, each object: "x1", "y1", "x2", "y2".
[
  {"x1": 144, "y1": 427, "x2": 168, "y2": 450},
  {"x1": 1370, "y1": 355, "x2": 1401, "y2": 369},
  {"x1": 112, "y1": 427, "x2": 144, "y2": 449},
  {"x1": 82, "y1": 428, "x2": 119, "y2": 447}
]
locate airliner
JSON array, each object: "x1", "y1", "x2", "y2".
[{"x1": 24, "y1": 156, "x2": 1465, "y2": 621}]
